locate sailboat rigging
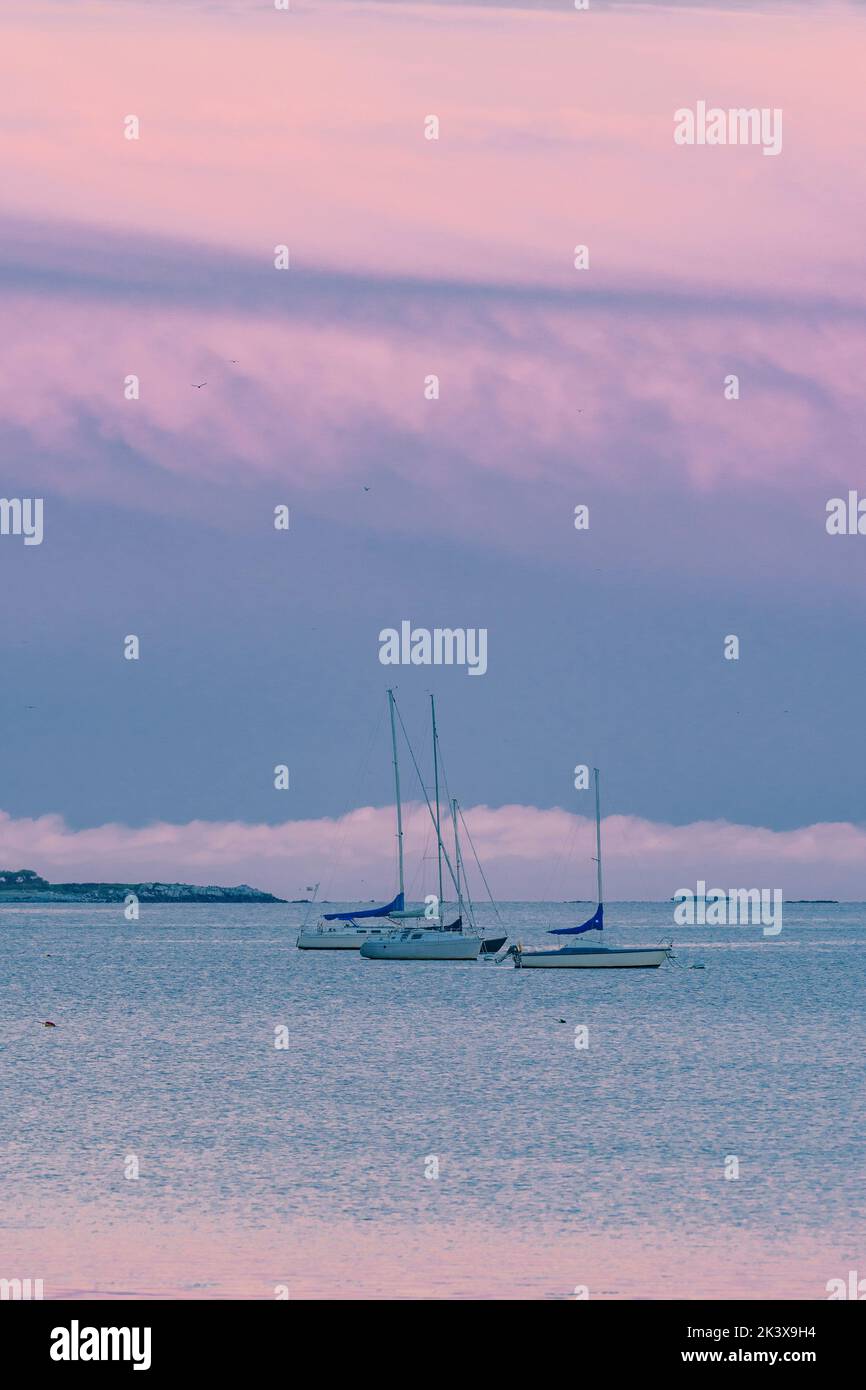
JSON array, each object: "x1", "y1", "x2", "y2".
[
  {"x1": 509, "y1": 768, "x2": 671, "y2": 969},
  {"x1": 297, "y1": 691, "x2": 506, "y2": 957},
  {"x1": 360, "y1": 695, "x2": 506, "y2": 961},
  {"x1": 296, "y1": 689, "x2": 424, "y2": 949}
]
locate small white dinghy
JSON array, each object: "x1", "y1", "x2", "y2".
[{"x1": 512, "y1": 768, "x2": 671, "y2": 970}]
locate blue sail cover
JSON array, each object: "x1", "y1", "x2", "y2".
[
  {"x1": 322, "y1": 892, "x2": 404, "y2": 922},
  {"x1": 549, "y1": 903, "x2": 604, "y2": 935}
]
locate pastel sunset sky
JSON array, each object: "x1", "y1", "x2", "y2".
[{"x1": 2, "y1": 0, "x2": 865, "y2": 898}]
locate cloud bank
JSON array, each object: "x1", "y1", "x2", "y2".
[{"x1": 1, "y1": 805, "x2": 864, "y2": 901}]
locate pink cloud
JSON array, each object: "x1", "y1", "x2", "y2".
[
  {"x1": 2, "y1": 284, "x2": 864, "y2": 510},
  {"x1": 3, "y1": 0, "x2": 866, "y2": 574},
  {"x1": 2, "y1": 804, "x2": 864, "y2": 900},
  {"x1": 1, "y1": 2, "x2": 864, "y2": 298}
]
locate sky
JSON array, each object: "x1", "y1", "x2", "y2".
[{"x1": 1, "y1": 0, "x2": 865, "y2": 899}]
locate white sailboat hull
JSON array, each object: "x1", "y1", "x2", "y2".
[
  {"x1": 516, "y1": 945, "x2": 669, "y2": 969},
  {"x1": 297, "y1": 925, "x2": 393, "y2": 950},
  {"x1": 361, "y1": 933, "x2": 481, "y2": 961}
]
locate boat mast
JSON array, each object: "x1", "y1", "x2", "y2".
[
  {"x1": 451, "y1": 797, "x2": 464, "y2": 917},
  {"x1": 594, "y1": 766, "x2": 603, "y2": 906},
  {"x1": 430, "y1": 694, "x2": 445, "y2": 920},
  {"x1": 388, "y1": 689, "x2": 405, "y2": 899}
]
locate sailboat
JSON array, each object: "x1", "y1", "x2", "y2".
[
  {"x1": 510, "y1": 769, "x2": 671, "y2": 969},
  {"x1": 429, "y1": 696, "x2": 505, "y2": 953},
  {"x1": 361, "y1": 696, "x2": 505, "y2": 961},
  {"x1": 296, "y1": 690, "x2": 426, "y2": 949},
  {"x1": 452, "y1": 796, "x2": 507, "y2": 957}
]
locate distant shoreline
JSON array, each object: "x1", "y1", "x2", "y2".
[
  {"x1": 0, "y1": 869, "x2": 285, "y2": 904},
  {"x1": 0, "y1": 871, "x2": 855, "y2": 908}
]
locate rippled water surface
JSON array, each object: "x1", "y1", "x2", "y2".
[{"x1": 1, "y1": 903, "x2": 863, "y2": 1298}]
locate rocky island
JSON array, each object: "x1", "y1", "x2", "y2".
[{"x1": 0, "y1": 868, "x2": 285, "y2": 904}]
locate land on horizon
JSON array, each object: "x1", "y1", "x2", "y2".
[
  {"x1": 0, "y1": 869, "x2": 285, "y2": 904},
  {"x1": 0, "y1": 871, "x2": 851, "y2": 908}
]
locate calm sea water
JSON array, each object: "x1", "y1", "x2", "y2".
[{"x1": 1, "y1": 902, "x2": 863, "y2": 1299}]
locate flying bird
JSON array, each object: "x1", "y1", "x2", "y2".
[{"x1": 191, "y1": 381, "x2": 207, "y2": 389}]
